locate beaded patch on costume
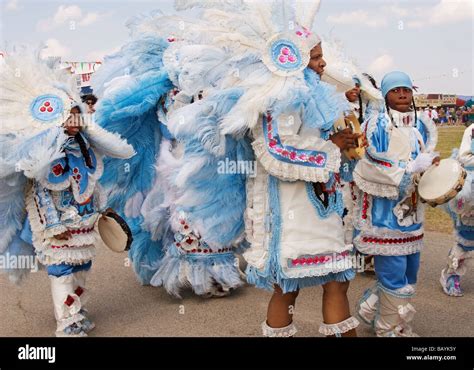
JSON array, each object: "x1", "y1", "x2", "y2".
[
  {"x1": 174, "y1": 219, "x2": 232, "y2": 255},
  {"x1": 263, "y1": 114, "x2": 327, "y2": 167},
  {"x1": 288, "y1": 250, "x2": 351, "y2": 268},
  {"x1": 30, "y1": 94, "x2": 64, "y2": 122},
  {"x1": 361, "y1": 234, "x2": 424, "y2": 245},
  {"x1": 262, "y1": 34, "x2": 309, "y2": 77}
]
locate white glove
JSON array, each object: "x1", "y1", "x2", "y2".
[{"x1": 406, "y1": 152, "x2": 436, "y2": 174}]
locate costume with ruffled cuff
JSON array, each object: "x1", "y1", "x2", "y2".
[
  {"x1": 245, "y1": 107, "x2": 357, "y2": 293},
  {"x1": 353, "y1": 107, "x2": 438, "y2": 337}
]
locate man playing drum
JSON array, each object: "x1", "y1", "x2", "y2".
[{"x1": 352, "y1": 71, "x2": 439, "y2": 337}]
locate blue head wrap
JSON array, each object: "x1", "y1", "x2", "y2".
[{"x1": 381, "y1": 71, "x2": 413, "y2": 97}]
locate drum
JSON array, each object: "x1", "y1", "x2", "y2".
[
  {"x1": 98, "y1": 210, "x2": 133, "y2": 253},
  {"x1": 418, "y1": 158, "x2": 467, "y2": 207},
  {"x1": 333, "y1": 112, "x2": 366, "y2": 160}
]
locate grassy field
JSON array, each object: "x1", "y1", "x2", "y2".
[{"x1": 424, "y1": 125, "x2": 466, "y2": 233}]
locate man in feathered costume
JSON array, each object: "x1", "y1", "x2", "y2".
[
  {"x1": 92, "y1": 7, "x2": 251, "y2": 298},
  {"x1": 157, "y1": 0, "x2": 369, "y2": 336},
  {"x1": 94, "y1": 0, "x2": 367, "y2": 335},
  {"x1": 0, "y1": 47, "x2": 135, "y2": 336},
  {"x1": 353, "y1": 71, "x2": 439, "y2": 337},
  {"x1": 439, "y1": 124, "x2": 474, "y2": 297}
]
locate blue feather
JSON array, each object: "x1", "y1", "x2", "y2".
[
  {"x1": 170, "y1": 89, "x2": 255, "y2": 248},
  {"x1": 127, "y1": 221, "x2": 165, "y2": 285},
  {"x1": 95, "y1": 36, "x2": 174, "y2": 284}
]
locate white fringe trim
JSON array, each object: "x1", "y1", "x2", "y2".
[
  {"x1": 262, "y1": 321, "x2": 297, "y2": 337},
  {"x1": 38, "y1": 247, "x2": 96, "y2": 266},
  {"x1": 319, "y1": 316, "x2": 360, "y2": 336}
]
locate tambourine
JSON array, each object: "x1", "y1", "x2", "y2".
[
  {"x1": 333, "y1": 112, "x2": 366, "y2": 160},
  {"x1": 418, "y1": 158, "x2": 467, "y2": 207},
  {"x1": 98, "y1": 210, "x2": 133, "y2": 253}
]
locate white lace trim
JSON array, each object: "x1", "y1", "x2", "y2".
[
  {"x1": 354, "y1": 233, "x2": 424, "y2": 256},
  {"x1": 43, "y1": 224, "x2": 69, "y2": 239},
  {"x1": 261, "y1": 321, "x2": 297, "y2": 337},
  {"x1": 244, "y1": 167, "x2": 268, "y2": 252},
  {"x1": 353, "y1": 171, "x2": 399, "y2": 199},
  {"x1": 319, "y1": 316, "x2": 360, "y2": 336},
  {"x1": 41, "y1": 231, "x2": 99, "y2": 249},
  {"x1": 37, "y1": 247, "x2": 96, "y2": 266},
  {"x1": 352, "y1": 185, "x2": 424, "y2": 256},
  {"x1": 252, "y1": 138, "x2": 341, "y2": 183}
]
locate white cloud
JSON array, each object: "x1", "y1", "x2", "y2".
[
  {"x1": 429, "y1": 0, "x2": 473, "y2": 25},
  {"x1": 40, "y1": 38, "x2": 72, "y2": 58},
  {"x1": 37, "y1": 5, "x2": 103, "y2": 31},
  {"x1": 5, "y1": 0, "x2": 22, "y2": 11},
  {"x1": 406, "y1": 21, "x2": 424, "y2": 29},
  {"x1": 79, "y1": 12, "x2": 99, "y2": 26},
  {"x1": 53, "y1": 5, "x2": 82, "y2": 24},
  {"x1": 368, "y1": 54, "x2": 394, "y2": 75},
  {"x1": 327, "y1": 10, "x2": 388, "y2": 28},
  {"x1": 85, "y1": 46, "x2": 121, "y2": 62},
  {"x1": 383, "y1": 4, "x2": 409, "y2": 17},
  {"x1": 327, "y1": 1, "x2": 473, "y2": 30}
]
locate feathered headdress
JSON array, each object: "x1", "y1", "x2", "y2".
[
  {"x1": 162, "y1": 0, "x2": 337, "y2": 137},
  {"x1": 0, "y1": 45, "x2": 83, "y2": 136}
]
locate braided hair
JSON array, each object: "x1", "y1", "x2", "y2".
[
  {"x1": 75, "y1": 131, "x2": 94, "y2": 169},
  {"x1": 358, "y1": 92, "x2": 364, "y2": 124},
  {"x1": 63, "y1": 105, "x2": 94, "y2": 172},
  {"x1": 358, "y1": 73, "x2": 379, "y2": 124}
]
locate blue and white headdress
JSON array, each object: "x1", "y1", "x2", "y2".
[
  {"x1": 165, "y1": 0, "x2": 327, "y2": 135},
  {"x1": 0, "y1": 46, "x2": 83, "y2": 135}
]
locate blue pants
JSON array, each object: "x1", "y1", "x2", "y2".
[
  {"x1": 47, "y1": 261, "x2": 92, "y2": 277},
  {"x1": 374, "y1": 253, "x2": 420, "y2": 290}
]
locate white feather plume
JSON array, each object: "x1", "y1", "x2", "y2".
[{"x1": 0, "y1": 45, "x2": 82, "y2": 136}]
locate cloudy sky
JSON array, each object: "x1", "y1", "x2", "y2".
[{"x1": 0, "y1": 0, "x2": 472, "y2": 94}]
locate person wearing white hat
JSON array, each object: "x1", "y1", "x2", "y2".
[{"x1": 352, "y1": 71, "x2": 439, "y2": 337}]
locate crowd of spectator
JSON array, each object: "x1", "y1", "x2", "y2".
[{"x1": 420, "y1": 105, "x2": 474, "y2": 126}]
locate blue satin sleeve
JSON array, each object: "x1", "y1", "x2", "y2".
[
  {"x1": 371, "y1": 197, "x2": 422, "y2": 232},
  {"x1": 370, "y1": 116, "x2": 390, "y2": 153}
]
